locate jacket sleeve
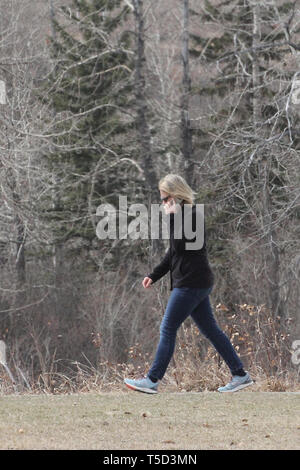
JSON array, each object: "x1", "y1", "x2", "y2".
[{"x1": 147, "y1": 247, "x2": 171, "y2": 283}]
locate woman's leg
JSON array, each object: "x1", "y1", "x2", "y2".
[
  {"x1": 190, "y1": 295, "x2": 244, "y2": 375},
  {"x1": 147, "y1": 287, "x2": 211, "y2": 381}
]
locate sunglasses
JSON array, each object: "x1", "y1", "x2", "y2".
[{"x1": 160, "y1": 195, "x2": 171, "y2": 203}]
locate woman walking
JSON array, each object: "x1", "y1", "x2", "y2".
[{"x1": 124, "y1": 174, "x2": 253, "y2": 394}]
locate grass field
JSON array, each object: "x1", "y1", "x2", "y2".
[{"x1": 0, "y1": 390, "x2": 299, "y2": 450}]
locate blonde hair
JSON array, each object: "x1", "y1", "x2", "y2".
[{"x1": 158, "y1": 174, "x2": 197, "y2": 205}]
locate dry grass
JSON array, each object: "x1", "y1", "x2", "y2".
[{"x1": 0, "y1": 390, "x2": 299, "y2": 450}]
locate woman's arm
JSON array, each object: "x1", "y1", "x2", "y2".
[{"x1": 146, "y1": 247, "x2": 171, "y2": 284}]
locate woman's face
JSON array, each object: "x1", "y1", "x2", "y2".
[
  {"x1": 160, "y1": 189, "x2": 171, "y2": 204},
  {"x1": 160, "y1": 190, "x2": 177, "y2": 214}
]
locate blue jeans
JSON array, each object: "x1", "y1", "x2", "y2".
[{"x1": 147, "y1": 287, "x2": 243, "y2": 380}]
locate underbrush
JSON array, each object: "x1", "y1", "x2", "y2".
[
  {"x1": 1, "y1": 301, "x2": 299, "y2": 395},
  {"x1": 0, "y1": 257, "x2": 299, "y2": 395},
  {"x1": 1, "y1": 360, "x2": 299, "y2": 395}
]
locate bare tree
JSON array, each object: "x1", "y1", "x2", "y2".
[
  {"x1": 0, "y1": 0, "x2": 55, "y2": 358},
  {"x1": 0, "y1": 0, "x2": 49, "y2": 288},
  {"x1": 185, "y1": 0, "x2": 300, "y2": 323}
]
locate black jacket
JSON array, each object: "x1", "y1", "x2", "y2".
[{"x1": 147, "y1": 204, "x2": 214, "y2": 290}]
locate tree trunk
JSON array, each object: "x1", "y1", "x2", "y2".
[
  {"x1": 133, "y1": 0, "x2": 157, "y2": 195},
  {"x1": 252, "y1": 1, "x2": 261, "y2": 132},
  {"x1": 180, "y1": 0, "x2": 194, "y2": 186},
  {"x1": 49, "y1": 0, "x2": 64, "y2": 288},
  {"x1": 251, "y1": 1, "x2": 282, "y2": 317},
  {"x1": 133, "y1": 0, "x2": 163, "y2": 255},
  {"x1": 260, "y1": 159, "x2": 282, "y2": 317}
]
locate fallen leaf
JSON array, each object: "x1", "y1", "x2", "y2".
[{"x1": 162, "y1": 440, "x2": 175, "y2": 444}]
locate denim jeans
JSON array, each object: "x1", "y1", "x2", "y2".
[{"x1": 147, "y1": 286, "x2": 243, "y2": 381}]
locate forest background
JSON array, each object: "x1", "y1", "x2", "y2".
[{"x1": 0, "y1": 0, "x2": 299, "y2": 393}]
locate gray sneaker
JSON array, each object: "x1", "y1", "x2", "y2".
[
  {"x1": 124, "y1": 376, "x2": 159, "y2": 394},
  {"x1": 218, "y1": 372, "x2": 253, "y2": 393}
]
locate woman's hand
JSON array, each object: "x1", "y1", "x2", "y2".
[
  {"x1": 142, "y1": 277, "x2": 153, "y2": 288},
  {"x1": 163, "y1": 197, "x2": 177, "y2": 214}
]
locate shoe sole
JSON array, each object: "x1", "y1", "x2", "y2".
[
  {"x1": 124, "y1": 382, "x2": 158, "y2": 394},
  {"x1": 218, "y1": 380, "x2": 254, "y2": 393}
]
